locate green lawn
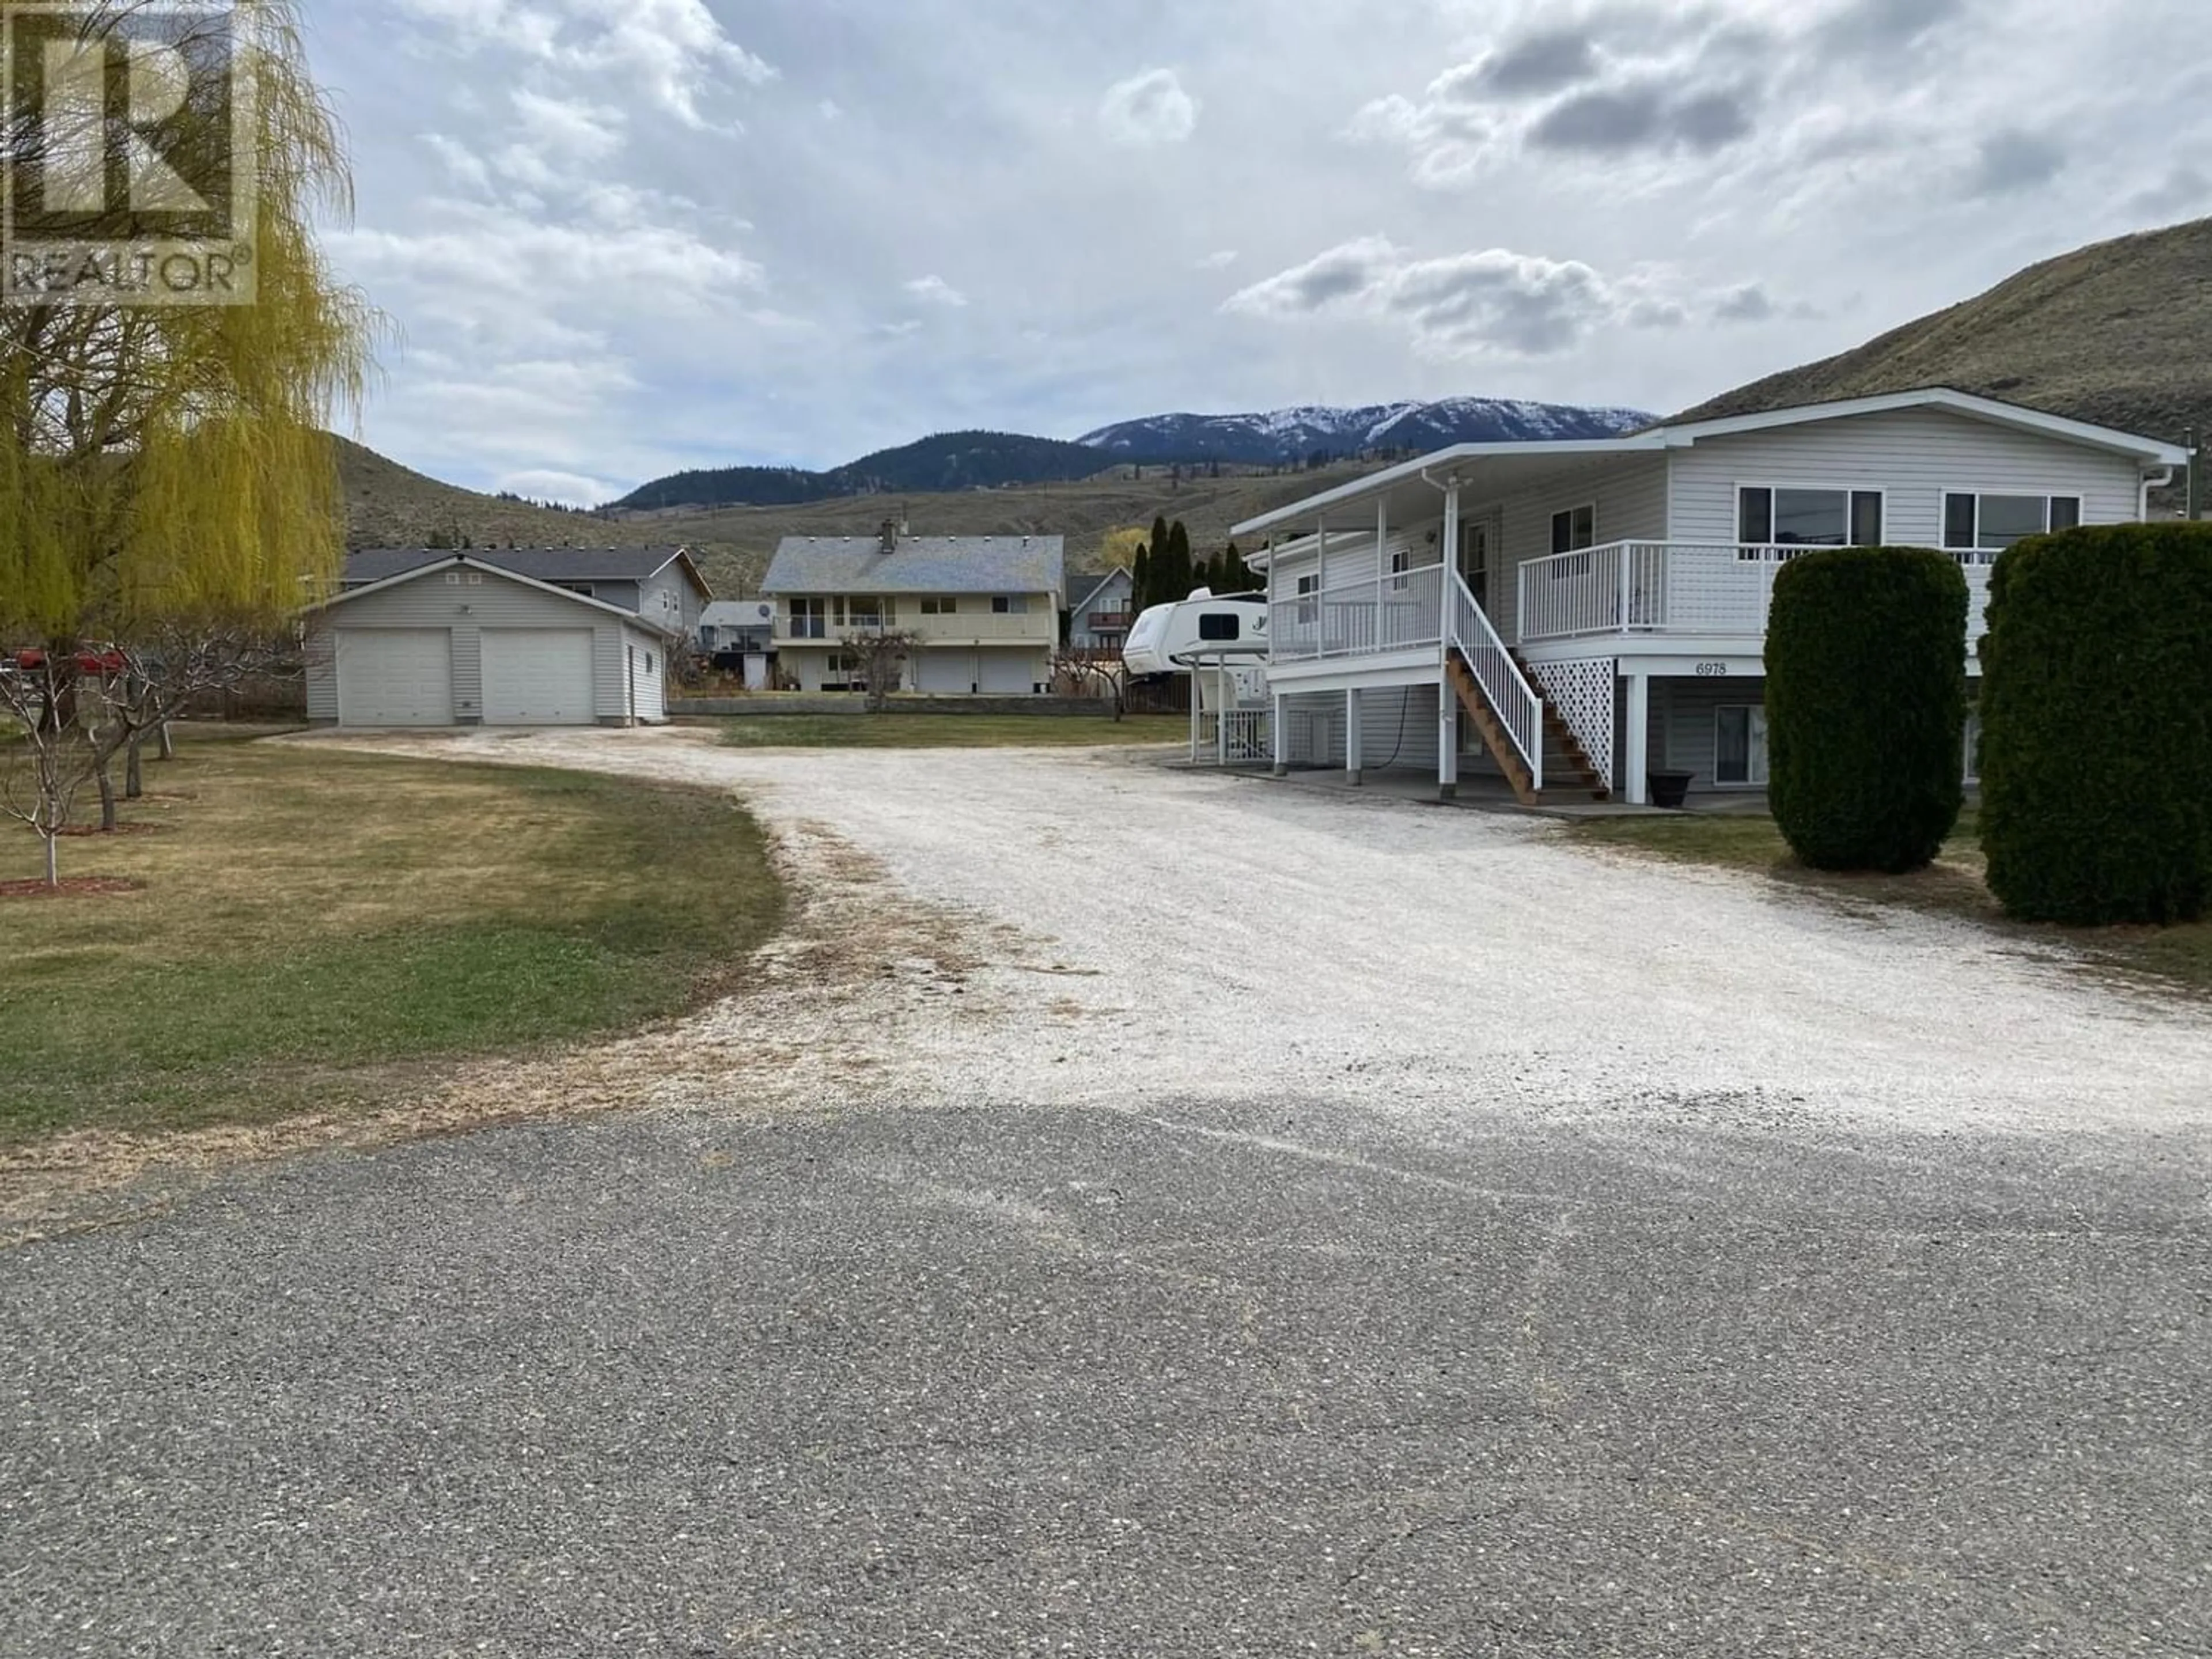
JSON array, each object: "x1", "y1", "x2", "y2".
[
  {"x1": 715, "y1": 713, "x2": 1190, "y2": 749},
  {"x1": 0, "y1": 736, "x2": 783, "y2": 1142},
  {"x1": 1569, "y1": 804, "x2": 2212, "y2": 995}
]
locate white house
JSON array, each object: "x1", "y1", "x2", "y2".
[
  {"x1": 1225, "y1": 389, "x2": 2190, "y2": 805},
  {"x1": 764, "y1": 526, "x2": 1065, "y2": 695},
  {"x1": 305, "y1": 554, "x2": 679, "y2": 728}
]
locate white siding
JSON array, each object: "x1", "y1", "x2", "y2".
[
  {"x1": 305, "y1": 569, "x2": 649, "y2": 724},
  {"x1": 1489, "y1": 453, "x2": 1669, "y2": 643},
  {"x1": 1666, "y1": 409, "x2": 2147, "y2": 546}
]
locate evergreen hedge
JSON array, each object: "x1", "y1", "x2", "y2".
[
  {"x1": 1766, "y1": 547, "x2": 1969, "y2": 873},
  {"x1": 1980, "y1": 523, "x2": 2212, "y2": 925}
]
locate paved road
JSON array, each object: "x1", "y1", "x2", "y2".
[{"x1": 5, "y1": 735, "x2": 2209, "y2": 1655}]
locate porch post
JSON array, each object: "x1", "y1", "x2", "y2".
[
  {"x1": 1375, "y1": 498, "x2": 1388, "y2": 653},
  {"x1": 1438, "y1": 679, "x2": 1460, "y2": 800},
  {"x1": 1272, "y1": 689, "x2": 1289, "y2": 777},
  {"x1": 1624, "y1": 668, "x2": 1651, "y2": 805},
  {"x1": 1346, "y1": 687, "x2": 1363, "y2": 785},
  {"x1": 1440, "y1": 484, "x2": 1460, "y2": 648},
  {"x1": 1316, "y1": 515, "x2": 1329, "y2": 653},
  {"x1": 1190, "y1": 663, "x2": 1202, "y2": 763}
]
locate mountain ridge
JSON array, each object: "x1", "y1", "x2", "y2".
[{"x1": 609, "y1": 396, "x2": 1656, "y2": 515}]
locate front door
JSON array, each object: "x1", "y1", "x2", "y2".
[{"x1": 1460, "y1": 510, "x2": 1501, "y2": 613}]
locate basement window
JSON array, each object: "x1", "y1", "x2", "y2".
[{"x1": 1715, "y1": 705, "x2": 1770, "y2": 787}]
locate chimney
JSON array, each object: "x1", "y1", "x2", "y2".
[{"x1": 879, "y1": 518, "x2": 898, "y2": 556}]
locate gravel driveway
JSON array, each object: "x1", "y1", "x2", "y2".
[{"x1": 4, "y1": 729, "x2": 2209, "y2": 1656}]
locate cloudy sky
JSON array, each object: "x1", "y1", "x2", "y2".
[{"x1": 308, "y1": 0, "x2": 2212, "y2": 503}]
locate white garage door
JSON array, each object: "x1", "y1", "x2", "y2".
[
  {"x1": 979, "y1": 652, "x2": 1038, "y2": 695},
  {"x1": 915, "y1": 650, "x2": 973, "y2": 694},
  {"x1": 336, "y1": 629, "x2": 454, "y2": 727},
  {"x1": 482, "y1": 628, "x2": 596, "y2": 725}
]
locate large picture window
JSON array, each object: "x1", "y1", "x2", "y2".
[
  {"x1": 1943, "y1": 492, "x2": 2081, "y2": 553},
  {"x1": 788, "y1": 597, "x2": 827, "y2": 639},
  {"x1": 1738, "y1": 487, "x2": 1883, "y2": 548}
]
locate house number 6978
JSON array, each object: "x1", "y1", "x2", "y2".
[{"x1": 1695, "y1": 662, "x2": 1730, "y2": 676}]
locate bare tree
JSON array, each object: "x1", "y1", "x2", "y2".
[
  {"x1": 0, "y1": 656, "x2": 99, "y2": 888},
  {"x1": 843, "y1": 630, "x2": 922, "y2": 713},
  {"x1": 1050, "y1": 649, "x2": 1125, "y2": 719}
]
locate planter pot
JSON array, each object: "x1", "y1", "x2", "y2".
[{"x1": 1647, "y1": 769, "x2": 1695, "y2": 810}]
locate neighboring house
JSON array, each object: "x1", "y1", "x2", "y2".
[
  {"x1": 304, "y1": 554, "x2": 677, "y2": 728},
  {"x1": 340, "y1": 546, "x2": 711, "y2": 642},
  {"x1": 699, "y1": 599, "x2": 778, "y2": 691},
  {"x1": 699, "y1": 599, "x2": 776, "y2": 654},
  {"x1": 1067, "y1": 568, "x2": 1135, "y2": 654},
  {"x1": 763, "y1": 525, "x2": 1066, "y2": 695},
  {"x1": 1225, "y1": 388, "x2": 2189, "y2": 804}
]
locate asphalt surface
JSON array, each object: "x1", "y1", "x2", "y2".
[{"x1": 6, "y1": 1092, "x2": 2209, "y2": 1656}]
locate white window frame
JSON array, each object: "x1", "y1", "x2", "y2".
[
  {"x1": 788, "y1": 596, "x2": 828, "y2": 640},
  {"x1": 991, "y1": 594, "x2": 1028, "y2": 615},
  {"x1": 1714, "y1": 703, "x2": 1769, "y2": 788},
  {"x1": 1550, "y1": 502, "x2": 1596, "y2": 554},
  {"x1": 1734, "y1": 483, "x2": 1885, "y2": 556},
  {"x1": 919, "y1": 596, "x2": 959, "y2": 616},
  {"x1": 1295, "y1": 573, "x2": 1319, "y2": 624},
  {"x1": 1940, "y1": 490, "x2": 2084, "y2": 562}
]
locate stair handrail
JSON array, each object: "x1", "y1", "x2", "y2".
[{"x1": 1446, "y1": 571, "x2": 1544, "y2": 793}]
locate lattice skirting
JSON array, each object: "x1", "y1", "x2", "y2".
[{"x1": 1527, "y1": 658, "x2": 1617, "y2": 791}]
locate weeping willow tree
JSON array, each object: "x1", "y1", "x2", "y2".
[{"x1": 0, "y1": 0, "x2": 377, "y2": 881}]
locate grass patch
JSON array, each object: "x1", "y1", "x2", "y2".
[
  {"x1": 714, "y1": 713, "x2": 1190, "y2": 750},
  {"x1": 0, "y1": 735, "x2": 783, "y2": 1142},
  {"x1": 1569, "y1": 803, "x2": 2212, "y2": 995}
]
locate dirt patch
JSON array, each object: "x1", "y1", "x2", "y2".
[
  {"x1": 55, "y1": 823, "x2": 173, "y2": 838},
  {"x1": 0, "y1": 877, "x2": 145, "y2": 900}
]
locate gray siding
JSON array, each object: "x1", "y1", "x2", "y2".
[
  {"x1": 1279, "y1": 685, "x2": 1440, "y2": 770},
  {"x1": 306, "y1": 569, "x2": 663, "y2": 724},
  {"x1": 1666, "y1": 410, "x2": 2147, "y2": 545},
  {"x1": 1653, "y1": 677, "x2": 1763, "y2": 789},
  {"x1": 636, "y1": 567, "x2": 703, "y2": 638}
]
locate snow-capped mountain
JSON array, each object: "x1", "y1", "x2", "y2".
[{"x1": 1078, "y1": 398, "x2": 1654, "y2": 466}]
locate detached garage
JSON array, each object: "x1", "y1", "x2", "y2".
[{"x1": 305, "y1": 556, "x2": 675, "y2": 729}]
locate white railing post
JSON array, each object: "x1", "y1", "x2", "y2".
[
  {"x1": 1440, "y1": 485, "x2": 1460, "y2": 656},
  {"x1": 1616, "y1": 540, "x2": 1631, "y2": 633},
  {"x1": 1376, "y1": 499, "x2": 1388, "y2": 654}
]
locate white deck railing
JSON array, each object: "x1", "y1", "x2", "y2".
[
  {"x1": 1448, "y1": 570, "x2": 1543, "y2": 791},
  {"x1": 1192, "y1": 708, "x2": 1272, "y2": 766},
  {"x1": 1518, "y1": 543, "x2": 1997, "y2": 646},
  {"x1": 1270, "y1": 564, "x2": 1444, "y2": 661}
]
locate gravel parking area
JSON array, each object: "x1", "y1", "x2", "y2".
[{"x1": 4, "y1": 729, "x2": 2209, "y2": 1656}]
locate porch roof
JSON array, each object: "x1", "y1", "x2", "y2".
[{"x1": 1234, "y1": 437, "x2": 1668, "y2": 555}]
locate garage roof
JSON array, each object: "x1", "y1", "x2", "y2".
[
  {"x1": 314, "y1": 555, "x2": 681, "y2": 637},
  {"x1": 343, "y1": 546, "x2": 707, "y2": 593}
]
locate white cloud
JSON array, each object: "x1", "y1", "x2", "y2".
[
  {"x1": 495, "y1": 467, "x2": 615, "y2": 506},
  {"x1": 904, "y1": 275, "x2": 968, "y2": 307},
  {"x1": 1227, "y1": 237, "x2": 1810, "y2": 357},
  {"x1": 1197, "y1": 250, "x2": 1240, "y2": 270},
  {"x1": 1099, "y1": 68, "x2": 1199, "y2": 146},
  {"x1": 394, "y1": 0, "x2": 771, "y2": 130}
]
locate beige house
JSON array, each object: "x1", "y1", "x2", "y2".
[{"x1": 763, "y1": 527, "x2": 1066, "y2": 695}]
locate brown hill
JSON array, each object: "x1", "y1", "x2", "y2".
[
  {"x1": 335, "y1": 427, "x2": 1374, "y2": 599},
  {"x1": 1672, "y1": 217, "x2": 2212, "y2": 443}
]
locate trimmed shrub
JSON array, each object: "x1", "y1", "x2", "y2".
[
  {"x1": 1766, "y1": 547, "x2": 1969, "y2": 873},
  {"x1": 1980, "y1": 524, "x2": 2212, "y2": 925}
]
